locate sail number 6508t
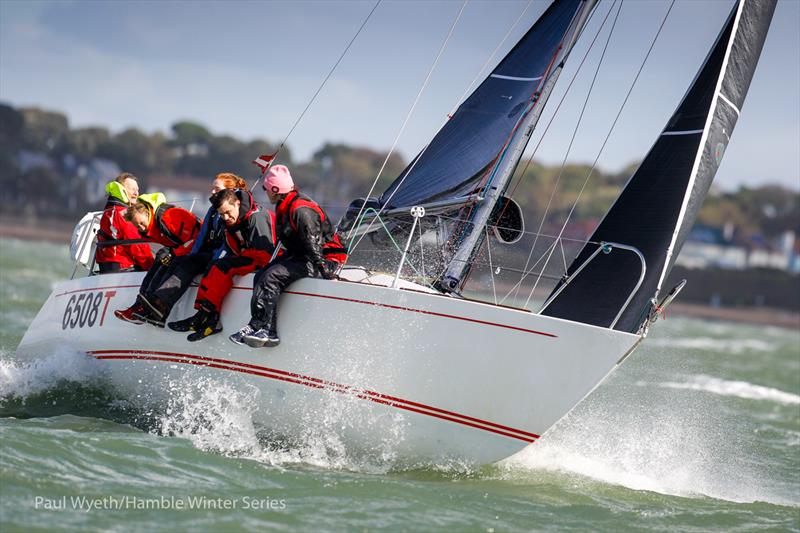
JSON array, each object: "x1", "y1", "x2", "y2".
[{"x1": 61, "y1": 290, "x2": 117, "y2": 330}]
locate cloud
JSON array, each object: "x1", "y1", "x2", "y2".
[{"x1": 0, "y1": 0, "x2": 797, "y2": 190}]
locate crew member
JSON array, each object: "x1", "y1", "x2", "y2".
[
  {"x1": 169, "y1": 187, "x2": 277, "y2": 341},
  {"x1": 134, "y1": 173, "x2": 246, "y2": 328},
  {"x1": 230, "y1": 165, "x2": 346, "y2": 348},
  {"x1": 114, "y1": 193, "x2": 201, "y2": 326},
  {"x1": 95, "y1": 172, "x2": 153, "y2": 273}
]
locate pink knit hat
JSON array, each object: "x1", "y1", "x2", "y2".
[{"x1": 263, "y1": 164, "x2": 294, "y2": 194}]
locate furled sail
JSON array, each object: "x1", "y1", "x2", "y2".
[{"x1": 541, "y1": 0, "x2": 776, "y2": 333}]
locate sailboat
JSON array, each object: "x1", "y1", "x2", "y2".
[{"x1": 14, "y1": 0, "x2": 776, "y2": 465}]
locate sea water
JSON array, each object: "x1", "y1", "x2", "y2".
[{"x1": 1, "y1": 237, "x2": 798, "y2": 531}]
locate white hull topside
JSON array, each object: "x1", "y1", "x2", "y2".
[{"x1": 16, "y1": 270, "x2": 640, "y2": 465}]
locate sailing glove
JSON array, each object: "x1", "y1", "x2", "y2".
[
  {"x1": 156, "y1": 247, "x2": 174, "y2": 267},
  {"x1": 316, "y1": 260, "x2": 336, "y2": 280}
]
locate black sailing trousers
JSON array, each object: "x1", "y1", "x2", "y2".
[
  {"x1": 249, "y1": 255, "x2": 315, "y2": 334},
  {"x1": 142, "y1": 252, "x2": 213, "y2": 314}
]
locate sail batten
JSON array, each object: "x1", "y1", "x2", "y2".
[
  {"x1": 541, "y1": 0, "x2": 777, "y2": 333},
  {"x1": 490, "y1": 74, "x2": 544, "y2": 81}
]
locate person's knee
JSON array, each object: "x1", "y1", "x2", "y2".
[{"x1": 257, "y1": 268, "x2": 284, "y2": 287}]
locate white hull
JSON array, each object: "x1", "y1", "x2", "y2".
[{"x1": 16, "y1": 271, "x2": 640, "y2": 465}]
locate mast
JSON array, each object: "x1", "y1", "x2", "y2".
[
  {"x1": 437, "y1": 0, "x2": 598, "y2": 293},
  {"x1": 541, "y1": 0, "x2": 777, "y2": 333}
]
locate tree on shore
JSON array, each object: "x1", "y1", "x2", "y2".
[{"x1": 0, "y1": 101, "x2": 796, "y2": 248}]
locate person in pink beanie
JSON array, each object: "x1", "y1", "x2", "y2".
[{"x1": 230, "y1": 164, "x2": 348, "y2": 348}]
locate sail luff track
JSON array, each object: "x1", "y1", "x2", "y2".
[{"x1": 654, "y1": 0, "x2": 747, "y2": 299}]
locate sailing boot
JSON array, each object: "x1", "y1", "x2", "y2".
[
  {"x1": 168, "y1": 311, "x2": 203, "y2": 332},
  {"x1": 114, "y1": 299, "x2": 146, "y2": 325},
  {"x1": 133, "y1": 295, "x2": 168, "y2": 328},
  {"x1": 187, "y1": 310, "x2": 222, "y2": 342}
]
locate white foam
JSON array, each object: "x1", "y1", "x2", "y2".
[
  {"x1": 157, "y1": 376, "x2": 262, "y2": 457},
  {"x1": 0, "y1": 347, "x2": 106, "y2": 400},
  {"x1": 149, "y1": 367, "x2": 407, "y2": 474},
  {"x1": 500, "y1": 388, "x2": 796, "y2": 506},
  {"x1": 644, "y1": 374, "x2": 800, "y2": 406}
]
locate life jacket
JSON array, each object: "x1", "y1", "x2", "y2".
[
  {"x1": 95, "y1": 195, "x2": 154, "y2": 270},
  {"x1": 137, "y1": 193, "x2": 188, "y2": 247},
  {"x1": 96, "y1": 195, "x2": 128, "y2": 241},
  {"x1": 95, "y1": 180, "x2": 131, "y2": 242},
  {"x1": 190, "y1": 207, "x2": 226, "y2": 256},
  {"x1": 226, "y1": 190, "x2": 259, "y2": 252},
  {"x1": 277, "y1": 191, "x2": 348, "y2": 263}
]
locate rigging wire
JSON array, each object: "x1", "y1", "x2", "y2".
[
  {"x1": 518, "y1": 0, "x2": 624, "y2": 306},
  {"x1": 496, "y1": 0, "x2": 619, "y2": 305},
  {"x1": 526, "y1": 0, "x2": 677, "y2": 309},
  {"x1": 345, "y1": 0, "x2": 469, "y2": 250},
  {"x1": 250, "y1": 0, "x2": 381, "y2": 188}
]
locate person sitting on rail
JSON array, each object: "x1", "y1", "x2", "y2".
[
  {"x1": 95, "y1": 172, "x2": 153, "y2": 273},
  {"x1": 168, "y1": 187, "x2": 277, "y2": 341},
  {"x1": 114, "y1": 193, "x2": 201, "y2": 327},
  {"x1": 230, "y1": 165, "x2": 347, "y2": 348},
  {"x1": 122, "y1": 173, "x2": 247, "y2": 330}
]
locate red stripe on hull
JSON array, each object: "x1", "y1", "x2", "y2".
[
  {"x1": 55, "y1": 285, "x2": 141, "y2": 297},
  {"x1": 282, "y1": 290, "x2": 557, "y2": 338},
  {"x1": 90, "y1": 349, "x2": 538, "y2": 443}
]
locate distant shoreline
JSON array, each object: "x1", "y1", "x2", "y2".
[
  {"x1": 666, "y1": 302, "x2": 798, "y2": 330},
  {"x1": 2, "y1": 219, "x2": 797, "y2": 330},
  {"x1": 0, "y1": 215, "x2": 73, "y2": 244}
]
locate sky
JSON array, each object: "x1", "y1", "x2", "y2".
[{"x1": 1, "y1": 0, "x2": 798, "y2": 192}]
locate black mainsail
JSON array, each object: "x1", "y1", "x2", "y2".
[
  {"x1": 342, "y1": 0, "x2": 598, "y2": 291},
  {"x1": 541, "y1": 0, "x2": 776, "y2": 333},
  {"x1": 377, "y1": 0, "x2": 595, "y2": 211}
]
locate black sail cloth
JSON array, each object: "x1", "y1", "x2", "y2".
[{"x1": 542, "y1": 0, "x2": 777, "y2": 333}]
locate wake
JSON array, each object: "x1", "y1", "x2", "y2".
[{"x1": 641, "y1": 374, "x2": 800, "y2": 406}]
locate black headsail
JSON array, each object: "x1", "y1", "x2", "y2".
[{"x1": 541, "y1": 0, "x2": 776, "y2": 333}]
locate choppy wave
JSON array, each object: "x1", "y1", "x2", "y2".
[
  {"x1": 648, "y1": 336, "x2": 777, "y2": 354},
  {"x1": 0, "y1": 349, "x2": 410, "y2": 474},
  {"x1": 640, "y1": 374, "x2": 800, "y2": 405},
  {"x1": 501, "y1": 405, "x2": 796, "y2": 507}
]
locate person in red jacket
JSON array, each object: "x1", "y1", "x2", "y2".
[
  {"x1": 95, "y1": 173, "x2": 153, "y2": 273},
  {"x1": 168, "y1": 188, "x2": 277, "y2": 341},
  {"x1": 114, "y1": 193, "x2": 201, "y2": 327}
]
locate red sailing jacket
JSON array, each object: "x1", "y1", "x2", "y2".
[
  {"x1": 275, "y1": 191, "x2": 348, "y2": 264},
  {"x1": 224, "y1": 189, "x2": 277, "y2": 267},
  {"x1": 141, "y1": 204, "x2": 201, "y2": 256},
  {"x1": 96, "y1": 197, "x2": 154, "y2": 270}
]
